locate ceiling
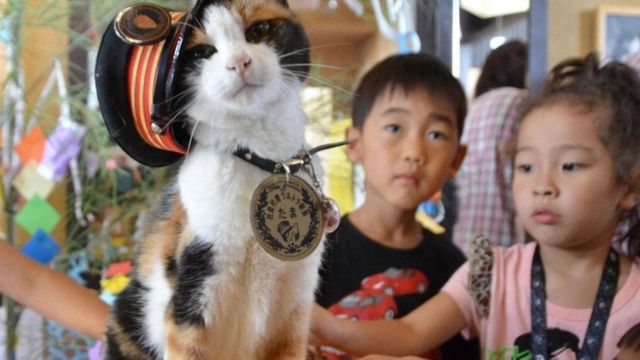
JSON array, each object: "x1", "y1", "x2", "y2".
[{"x1": 461, "y1": 0, "x2": 529, "y2": 18}]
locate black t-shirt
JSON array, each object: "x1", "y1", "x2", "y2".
[{"x1": 316, "y1": 216, "x2": 479, "y2": 359}]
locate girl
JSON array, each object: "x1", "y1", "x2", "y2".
[{"x1": 311, "y1": 52, "x2": 640, "y2": 360}]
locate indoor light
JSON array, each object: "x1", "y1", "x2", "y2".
[{"x1": 461, "y1": 0, "x2": 529, "y2": 18}]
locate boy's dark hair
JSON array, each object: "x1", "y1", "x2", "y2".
[
  {"x1": 618, "y1": 323, "x2": 640, "y2": 352},
  {"x1": 520, "y1": 52, "x2": 640, "y2": 256},
  {"x1": 351, "y1": 53, "x2": 467, "y2": 138},
  {"x1": 474, "y1": 40, "x2": 528, "y2": 98}
]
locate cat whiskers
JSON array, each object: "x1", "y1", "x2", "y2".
[
  {"x1": 283, "y1": 63, "x2": 345, "y2": 71},
  {"x1": 153, "y1": 88, "x2": 197, "y2": 134},
  {"x1": 186, "y1": 119, "x2": 201, "y2": 156},
  {"x1": 275, "y1": 77, "x2": 301, "y2": 102},
  {"x1": 277, "y1": 42, "x2": 352, "y2": 62},
  {"x1": 173, "y1": 20, "x2": 202, "y2": 34},
  {"x1": 282, "y1": 69, "x2": 356, "y2": 97}
]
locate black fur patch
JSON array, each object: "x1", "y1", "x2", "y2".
[
  {"x1": 171, "y1": 239, "x2": 217, "y2": 326},
  {"x1": 274, "y1": 18, "x2": 310, "y2": 82},
  {"x1": 108, "y1": 279, "x2": 158, "y2": 359},
  {"x1": 165, "y1": 255, "x2": 177, "y2": 280}
]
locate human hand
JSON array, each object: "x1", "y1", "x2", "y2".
[
  {"x1": 359, "y1": 356, "x2": 427, "y2": 360},
  {"x1": 309, "y1": 303, "x2": 338, "y2": 346},
  {"x1": 306, "y1": 345, "x2": 322, "y2": 360}
]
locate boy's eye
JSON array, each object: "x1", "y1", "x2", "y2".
[
  {"x1": 384, "y1": 124, "x2": 401, "y2": 133},
  {"x1": 562, "y1": 162, "x2": 584, "y2": 172},
  {"x1": 188, "y1": 44, "x2": 216, "y2": 59},
  {"x1": 246, "y1": 21, "x2": 273, "y2": 43},
  {"x1": 427, "y1": 131, "x2": 447, "y2": 140}
]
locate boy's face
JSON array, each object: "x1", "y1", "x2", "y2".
[{"x1": 347, "y1": 87, "x2": 465, "y2": 211}]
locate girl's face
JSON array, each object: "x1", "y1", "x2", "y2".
[{"x1": 512, "y1": 102, "x2": 635, "y2": 250}]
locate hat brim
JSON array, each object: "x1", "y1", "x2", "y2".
[{"x1": 95, "y1": 21, "x2": 185, "y2": 168}]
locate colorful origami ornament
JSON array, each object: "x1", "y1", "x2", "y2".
[
  {"x1": 14, "y1": 126, "x2": 45, "y2": 165},
  {"x1": 13, "y1": 161, "x2": 55, "y2": 200},
  {"x1": 21, "y1": 229, "x2": 60, "y2": 264},
  {"x1": 15, "y1": 194, "x2": 61, "y2": 235}
]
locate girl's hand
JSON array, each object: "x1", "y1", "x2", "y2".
[{"x1": 309, "y1": 303, "x2": 338, "y2": 346}]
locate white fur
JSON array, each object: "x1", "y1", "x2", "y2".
[
  {"x1": 143, "y1": 4, "x2": 323, "y2": 359},
  {"x1": 144, "y1": 260, "x2": 173, "y2": 354},
  {"x1": 186, "y1": 6, "x2": 306, "y2": 160}
]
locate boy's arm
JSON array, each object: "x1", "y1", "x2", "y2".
[
  {"x1": 0, "y1": 240, "x2": 110, "y2": 340},
  {"x1": 312, "y1": 292, "x2": 467, "y2": 357}
]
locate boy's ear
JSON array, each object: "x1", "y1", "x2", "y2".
[
  {"x1": 448, "y1": 144, "x2": 467, "y2": 179},
  {"x1": 345, "y1": 126, "x2": 363, "y2": 162}
]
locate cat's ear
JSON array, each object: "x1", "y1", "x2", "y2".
[{"x1": 275, "y1": 0, "x2": 290, "y2": 7}]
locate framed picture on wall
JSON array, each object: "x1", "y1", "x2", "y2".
[{"x1": 595, "y1": 5, "x2": 640, "y2": 61}]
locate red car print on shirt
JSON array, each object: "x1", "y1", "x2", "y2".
[
  {"x1": 361, "y1": 267, "x2": 429, "y2": 296},
  {"x1": 328, "y1": 288, "x2": 398, "y2": 321}
]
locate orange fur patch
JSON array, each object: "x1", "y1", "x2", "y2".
[
  {"x1": 165, "y1": 316, "x2": 212, "y2": 359},
  {"x1": 186, "y1": 28, "x2": 210, "y2": 49},
  {"x1": 137, "y1": 199, "x2": 185, "y2": 280},
  {"x1": 262, "y1": 306, "x2": 308, "y2": 358},
  {"x1": 108, "y1": 318, "x2": 154, "y2": 359},
  {"x1": 233, "y1": 0, "x2": 291, "y2": 29}
]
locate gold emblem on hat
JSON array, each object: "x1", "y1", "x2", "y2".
[
  {"x1": 250, "y1": 174, "x2": 324, "y2": 261},
  {"x1": 114, "y1": 3, "x2": 173, "y2": 45}
]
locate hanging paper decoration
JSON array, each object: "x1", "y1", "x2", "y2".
[
  {"x1": 38, "y1": 119, "x2": 86, "y2": 181},
  {"x1": 20, "y1": 229, "x2": 61, "y2": 264},
  {"x1": 105, "y1": 260, "x2": 133, "y2": 278},
  {"x1": 88, "y1": 341, "x2": 104, "y2": 360},
  {"x1": 371, "y1": 0, "x2": 421, "y2": 54},
  {"x1": 100, "y1": 260, "x2": 133, "y2": 305},
  {"x1": 14, "y1": 126, "x2": 46, "y2": 165},
  {"x1": 66, "y1": 251, "x2": 90, "y2": 286},
  {"x1": 15, "y1": 194, "x2": 61, "y2": 235},
  {"x1": 13, "y1": 161, "x2": 55, "y2": 200},
  {"x1": 45, "y1": 320, "x2": 94, "y2": 360},
  {"x1": 415, "y1": 191, "x2": 446, "y2": 235}
]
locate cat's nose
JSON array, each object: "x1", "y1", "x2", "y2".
[{"x1": 226, "y1": 54, "x2": 252, "y2": 76}]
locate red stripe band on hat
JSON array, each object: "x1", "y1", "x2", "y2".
[
  {"x1": 128, "y1": 44, "x2": 161, "y2": 149},
  {"x1": 127, "y1": 40, "x2": 187, "y2": 155}
]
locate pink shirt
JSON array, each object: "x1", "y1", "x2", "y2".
[{"x1": 442, "y1": 243, "x2": 640, "y2": 359}]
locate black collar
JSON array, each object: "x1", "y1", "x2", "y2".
[
  {"x1": 233, "y1": 148, "x2": 303, "y2": 174},
  {"x1": 233, "y1": 141, "x2": 351, "y2": 174}
]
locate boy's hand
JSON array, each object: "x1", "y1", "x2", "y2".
[
  {"x1": 360, "y1": 356, "x2": 428, "y2": 360},
  {"x1": 309, "y1": 303, "x2": 338, "y2": 346}
]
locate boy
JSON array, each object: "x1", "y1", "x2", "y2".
[{"x1": 315, "y1": 53, "x2": 477, "y2": 359}]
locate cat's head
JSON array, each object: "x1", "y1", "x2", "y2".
[{"x1": 95, "y1": 0, "x2": 310, "y2": 167}]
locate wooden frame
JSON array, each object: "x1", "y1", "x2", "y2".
[{"x1": 595, "y1": 5, "x2": 640, "y2": 61}]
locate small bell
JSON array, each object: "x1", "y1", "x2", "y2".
[{"x1": 322, "y1": 198, "x2": 340, "y2": 233}]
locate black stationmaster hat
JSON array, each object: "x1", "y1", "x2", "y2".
[{"x1": 95, "y1": 2, "x2": 207, "y2": 167}]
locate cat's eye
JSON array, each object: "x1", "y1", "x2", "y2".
[
  {"x1": 246, "y1": 21, "x2": 273, "y2": 42},
  {"x1": 189, "y1": 44, "x2": 216, "y2": 59}
]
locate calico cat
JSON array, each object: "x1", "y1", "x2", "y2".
[{"x1": 101, "y1": 1, "x2": 324, "y2": 358}]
